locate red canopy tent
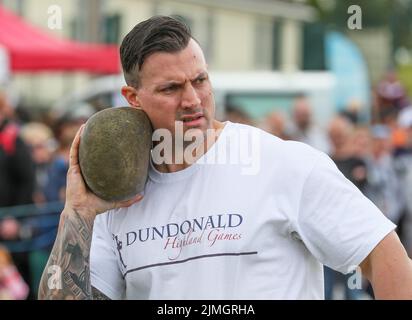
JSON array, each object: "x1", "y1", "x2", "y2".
[{"x1": 0, "y1": 5, "x2": 120, "y2": 73}]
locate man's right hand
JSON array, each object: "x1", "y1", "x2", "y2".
[
  {"x1": 39, "y1": 124, "x2": 144, "y2": 300},
  {"x1": 64, "y1": 124, "x2": 143, "y2": 221}
]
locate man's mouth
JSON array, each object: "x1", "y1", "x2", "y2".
[{"x1": 181, "y1": 113, "x2": 204, "y2": 123}]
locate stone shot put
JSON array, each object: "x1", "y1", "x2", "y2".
[{"x1": 79, "y1": 107, "x2": 152, "y2": 202}]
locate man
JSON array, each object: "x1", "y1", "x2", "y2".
[
  {"x1": 261, "y1": 111, "x2": 290, "y2": 140},
  {"x1": 288, "y1": 96, "x2": 330, "y2": 154},
  {"x1": 39, "y1": 16, "x2": 412, "y2": 300},
  {"x1": 0, "y1": 91, "x2": 35, "y2": 209},
  {"x1": 0, "y1": 90, "x2": 36, "y2": 299},
  {"x1": 365, "y1": 125, "x2": 404, "y2": 225},
  {"x1": 327, "y1": 116, "x2": 368, "y2": 193},
  {"x1": 324, "y1": 116, "x2": 368, "y2": 300}
]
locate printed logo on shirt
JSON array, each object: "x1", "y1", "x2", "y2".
[
  {"x1": 113, "y1": 213, "x2": 244, "y2": 263},
  {"x1": 112, "y1": 234, "x2": 127, "y2": 269}
]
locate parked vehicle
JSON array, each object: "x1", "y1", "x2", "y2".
[{"x1": 52, "y1": 71, "x2": 337, "y2": 125}]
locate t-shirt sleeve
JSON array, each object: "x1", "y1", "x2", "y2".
[
  {"x1": 294, "y1": 152, "x2": 396, "y2": 274},
  {"x1": 90, "y1": 213, "x2": 125, "y2": 299}
]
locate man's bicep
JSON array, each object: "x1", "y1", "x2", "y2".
[
  {"x1": 360, "y1": 230, "x2": 409, "y2": 269},
  {"x1": 360, "y1": 231, "x2": 404, "y2": 276},
  {"x1": 92, "y1": 286, "x2": 111, "y2": 300},
  {"x1": 296, "y1": 153, "x2": 396, "y2": 273}
]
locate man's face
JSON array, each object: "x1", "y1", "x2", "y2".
[
  {"x1": 293, "y1": 100, "x2": 311, "y2": 130},
  {"x1": 123, "y1": 39, "x2": 215, "y2": 139}
]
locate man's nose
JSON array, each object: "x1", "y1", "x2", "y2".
[{"x1": 181, "y1": 83, "x2": 201, "y2": 109}]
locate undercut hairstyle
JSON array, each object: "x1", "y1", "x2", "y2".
[{"x1": 120, "y1": 16, "x2": 192, "y2": 88}]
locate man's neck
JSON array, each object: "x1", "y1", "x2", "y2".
[{"x1": 154, "y1": 120, "x2": 225, "y2": 173}]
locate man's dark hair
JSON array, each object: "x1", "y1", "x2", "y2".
[{"x1": 120, "y1": 16, "x2": 192, "y2": 87}]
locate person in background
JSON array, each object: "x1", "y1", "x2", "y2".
[
  {"x1": 364, "y1": 125, "x2": 405, "y2": 225},
  {"x1": 224, "y1": 105, "x2": 254, "y2": 126},
  {"x1": 328, "y1": 116, "x2": 368, "y2": 192},
  {"x1": 0, "y1": 245, "x2": 29, "y2": 300},
  {"x1": 375, "y1": 71, "x2": 407, "y2": 123},
  {"x1": 0, "y1": 90, "x2": 36, "y2": 299},
  {"x1": 352, "y1": 126, "x2": 372, "y2": 160},
  {"x1": 20, "y1": 122, "x2": 58, "y2": 296},
  {"x1": 260, "y1": 111, "x2": 290, "y2": 140},
  {"x1": 287, "y1": 96, "x2": 330, "y2": 153},
  {"x1": 340, "y1": 99, "x2": 363, "y2": 125},
  {"x1": 324, "y1": 116, "x2": 368, "y2": 300},
  {"x1": 0, "y1": 91, "x2": 35, "y2": 208},
  {"x1": 20, "y1": 122, "x2": 56, "y2": 204},
  {"x1": 394, "y1": 108, "x2": 412, "y2": 257},
  {"x1": 44, "y1": 116, "x2": 84, "y2": 203}
]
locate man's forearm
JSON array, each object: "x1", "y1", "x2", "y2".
[{"x1": 38, "y1": 207, "x2": 95, "y2": 300}]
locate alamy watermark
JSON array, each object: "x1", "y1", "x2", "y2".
[
  {"x1": 47, "y1": 265, "x2": 62, "y2": 290},
  {"x1": 346, "y1": 265, "x2": 363, "y2": 290},
  {"x1": 47, "y1": 5, "x2": 62, "y2": 30},
  {"x1": 347, "y1": 5, "x2": 362, "y2": 30},
  {"x1": 151, "y1": 121, "x2": 261, "y2": 175}
]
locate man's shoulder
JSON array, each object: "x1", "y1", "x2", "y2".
[
  {"x1": 225, "y1": 122, "x2": 323, "y2": 177},
  {"x1": 230, "y1": 122, "x2": 321, "y2": 156}
]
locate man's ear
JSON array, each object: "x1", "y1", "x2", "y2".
[{"x1": 121, "y1": 86, "x2": 142, "y2": 109}]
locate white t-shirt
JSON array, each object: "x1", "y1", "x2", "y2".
[{"x1": 90, "y1": 121, "x2": 395, "y2": 299}]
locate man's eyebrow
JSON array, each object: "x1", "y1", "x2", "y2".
[
  {"x1": 195, "y1": 71, "x2": 207, "y2": 79},
  {"x1": 192, "y1": 72, "x2": 208, "y2": 80},
  {"x1": 154, "y1": 72, "x2": 208, "y2": 88},
  {"x1": 155, "y1": 80, "x2": 182, "y2": 89}
]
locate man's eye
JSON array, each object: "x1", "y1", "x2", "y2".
[
  {"x1": 194, "y1": 77, "x2": 206, "y2": 84},
  {"x1": 162, "y1": 86, "x2": 178, "y2": 93}
]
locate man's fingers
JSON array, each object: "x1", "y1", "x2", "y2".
[
  {"x1": 116, "y1": 194, "x2": 144, "y2": 208},
  {"x1": 69, "y1": 125, "x2": 85, "y2": 167}
]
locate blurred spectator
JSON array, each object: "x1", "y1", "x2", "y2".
[
  {"x1": 260, "y1": 111, "x2": 290, "y2": 140},
  {"x1": 287, "y1": 96, "x2": 330, "y2": 153},
  {"x1": 376, "y1": 101, "x2": 410, "y2": 157},
  {"x1": 20, "y1": 122, "x2": 57, "y2": 295},
  {"x1": 224, "y1": 105, "x2": 254, "y2": 126},
  {"x1": 328, "y1": 116, "x2": 368, "y2": 192},
  {"x1": 398, "y1": 103, "x2": 412, "y2": 130},
  {"x1": 376, "y1": 71, "x2": 406, "y2": 109},
  {"x1": 391, "y1": 127, "x2": 409, "y2": 157},
  {"x1": 374, "y1": 71, "x2": 407, "y2": 123},
  {"x1": 352, "y1": 126, "x2": 371, "y2": 159},
  {"x1": 44, "y1": 117, "x2": 83, "y2": 203},
  {"x1": 34, "y1": 117, "x2": 84, "y2": 285},
  {"x1": 394, "y1": 106, "x2": 412, "y2": 257},
  {"x1": 340, "y1": 99, "x2": 363, "y2": 125},
  {"x1": 0, "y1": 90, "x2": 36, "y2": 299},
  {"x1": 0, "y1": 90, "x2": 35, "y2": 206},
  {"x1": 0, "y1": 245, "x2": 29, "y2": 300},
  {"x1": 392, "y1": 103, "x2": 412, "y2": 156},
  {"x1": 324, "y1": 116, "x2": 367, "y2": 300},
  {"x1": 20, "y1": 122, "x2": 56, "y2": 204},
  {"x1": 364, "y1": 125, "x2": 405, "y2": 224}
]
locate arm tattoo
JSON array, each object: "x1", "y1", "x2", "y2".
[
  {"x1": 92, "y1": 286, "x2": 111, "y2": 300},
  {"x1": 38, "y1": 209, "x2": 94, "y2": 300}
]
